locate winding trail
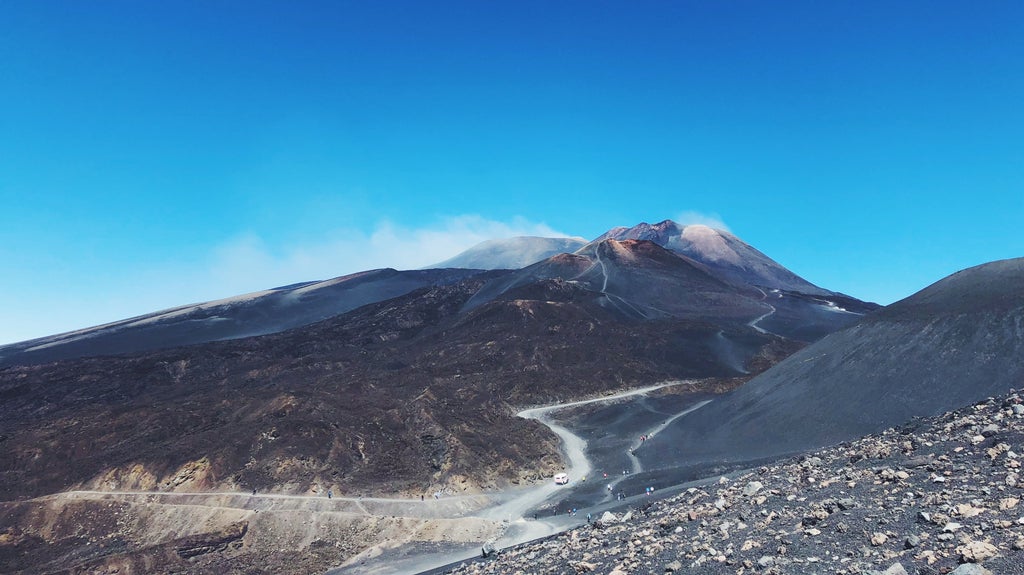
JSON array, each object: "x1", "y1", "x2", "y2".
[
  {"x1": 57, "y1": 489, "x2": 454, "y2": 505},
  {"x1": 748, "y1": 287, "x2": 776, "y2": 335},
  {"x1": 44, "y1": 382, "x2": 708, "y2": 526},
  {"x1": 338, "y1": 379, "x2": 717, "y2": 574},
  {"x1": 615, "y1": 398, "x2": 713, "y2": 497},
  {"x1": 709, "y1": 288, "x2": 778, "y2": 376},
  {"x1": 595, "y1": 245, "x2": 610, "y2": 293},
  {"x1": 810, "y1": 296, "x2": 864, "y2": 315},
  {"x1": 43, "y1": 489, "x2": 490, "y2": 521},
  {"x1": 46, "y1": 381, "x2": 717, "y2": 575},
  {"x1": 590, "y1": 244, "x2": 661, "y2": 319},
  {"x1": 489, "y1": 381, "x2": 710, "y2": 524},
  {"x1": 623, "y1": 399, "x2": 713, "y2": 470},
  {"x1": 483, "y1": 382, "x2": 685, "y2": 517}
]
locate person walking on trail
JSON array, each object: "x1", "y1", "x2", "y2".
[
  {"x1": 327, "y1": 490, "x2": 332, "y2": 499},
  {"x1": 587, "y1": 512, "x2": 592, "y2": 523}
]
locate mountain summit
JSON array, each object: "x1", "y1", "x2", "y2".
[{"x1": 597, "y1": 220, "x2": 832, "y2": 295}]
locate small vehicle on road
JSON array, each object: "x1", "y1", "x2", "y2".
[{"x1": 554, "y1": 473, "x2": 569, "y2": 485}]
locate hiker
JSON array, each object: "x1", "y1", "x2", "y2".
[
  {"x1": 421, "y1": 494, "x2": 424, "y2": 501},
  {"x1": 327, "y1": 489, "x2": 332, "y2": 499},
  {"x1": 587, "y1": 512, "x2": 592, "y2": 523}
]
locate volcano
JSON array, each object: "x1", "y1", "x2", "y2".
[{"x1": 0, "y1": 219, "x2": 882, "y2": 575}]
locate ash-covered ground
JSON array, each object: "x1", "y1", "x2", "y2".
[{"x1": 441, "y1": 390, "x2": 1024, "y2": 575}]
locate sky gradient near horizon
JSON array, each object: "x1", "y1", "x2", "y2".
[{"x1": 2, "y1": 1, "x2": 1023, "y2": 345}]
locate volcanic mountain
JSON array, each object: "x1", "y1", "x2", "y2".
[
  {"x1": 0, "y1": 220, "x2": 878, "y2": 574},
  {"x1": 0, "y1": 221, "x2": 870, "y2": 368},
  {"x1": 0, "y1": 226, "x2": 873, "y2": 501},
  {"x1": 640, "y1": 257, "x2": 1024, "y2": 479}
]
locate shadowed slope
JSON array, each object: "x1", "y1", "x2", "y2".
[{"x1": 644, "y1": 257, "x2": 1024, "y2": 473}]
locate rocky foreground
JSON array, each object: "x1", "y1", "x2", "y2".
[{"x1": 445, "y1": 391, "x2": 1024, "y2": 575}]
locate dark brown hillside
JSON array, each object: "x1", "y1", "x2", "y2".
[
  {"x1": 460, "y1": 252, "x2": 596, "y2": 311},
  {"x1": 0, "y1": 275, "x2": 798, "y2": 502}
]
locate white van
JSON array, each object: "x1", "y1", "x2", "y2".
[{"x1": 553, "y1": 473, "x2": 569, "y2": 485}]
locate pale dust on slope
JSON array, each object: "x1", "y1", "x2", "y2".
[{"x1": 8, "y1": 490, "x2": 505, "y2": 573}]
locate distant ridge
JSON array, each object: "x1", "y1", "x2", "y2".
[
  {"x1": 0, "y1": 268, "x2": 486, "y2": 366},
  {"x1": 0, "y1": 219, "x2": 872, "y2": 366},
  {"x1": 431, "y1": 236, "x2": 587, "y2": 270}
]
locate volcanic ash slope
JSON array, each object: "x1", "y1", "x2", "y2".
[
  {"x1": 447, "y1": 389, "x2": 1024, "y2": 575},
  {"x1": 645, "y1": 257, "x2": 1024, "y2": 472}
]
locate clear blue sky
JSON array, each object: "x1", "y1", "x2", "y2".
[{"x1": 2, "y1": 1, "x2": 1022, "y2": 345}]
